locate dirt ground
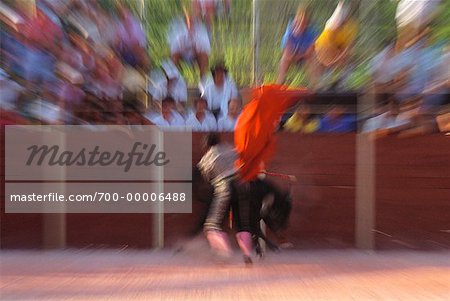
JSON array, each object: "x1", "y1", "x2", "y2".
[{"x1": 1, "y1": 245, "x2": 449, "y2": 301}]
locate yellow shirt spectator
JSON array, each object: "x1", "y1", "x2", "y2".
[
  {"x1": 284, "y1": 112, "x2": 319, "y2": 134},
  {"x1": 315, "y1": 19, "x2": 358, "y2": 65}
]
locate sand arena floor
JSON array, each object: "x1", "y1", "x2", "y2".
[{"x1": 1, "y1": 245, "x2": 449, "y2": 301}]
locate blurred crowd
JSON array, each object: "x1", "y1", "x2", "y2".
[
  {"x1": 1, "y1": 0, "x2": 149, "y2": 126},
  {"x1": 277, "y1": 0, "x2": 448, "y2": 135},
  {"x1": 0, "y1": 0, "x2": 448, "y2": 135}
]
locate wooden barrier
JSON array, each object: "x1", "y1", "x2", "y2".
[
  {"x1": 375, "y1": 135, "x2": 450, "y2": 250},
  {"x1": 1, "y1": 127, "x2": 449, "y2": 250}
]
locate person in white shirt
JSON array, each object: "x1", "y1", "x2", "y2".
[
  {"x1": 217, "y1": 98, "x2": 242, "y2": 132},
  {"x1": 370, "y1": 38, "x2": 433, "y2": 104},
  {"x1": 369, "y1": 42, "x2": 398, "y2": 88},
  {"x1": 148, "y1": 60, "x2": 188, "y2": 108},
  {"x1": 186, "y1": 97, "x2": 217, "y2": 132},
  {"x1": 147, "y1": 69, "x2": 168, "y2": 102},
  {"x1": 368, "y1": 41, "x2": 405, "y2": 103},
  {"x1": 152, "y1": 97, "x2": 186, "y2": 131},
  {"x1": 199, "y1": 63, "x2": 238, "y2": 118},
  {"x1": 167, "y1": 11, "x2": 210, "y2": 77},
  {"x1": 395, "y1": 0, "x2": 441, "y2": 51}
]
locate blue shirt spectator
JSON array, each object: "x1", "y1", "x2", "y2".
[
  {"x1": 319, "y1": 107, "x2": 356, "y2": 133},
  {"x1": 281, "y1": 20, "x2": 318, "y2": 55},
  {"x1": 277, "y1": 6, "x2": 318, "y2": 85}
]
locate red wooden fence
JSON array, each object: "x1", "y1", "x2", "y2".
[{"x1": 1, "y1": 129, "x2": 449, "y2": 250}]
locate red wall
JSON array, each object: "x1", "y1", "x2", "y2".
[{"x1": 375, "y1": 135, "x2": 450, "y2": 250}]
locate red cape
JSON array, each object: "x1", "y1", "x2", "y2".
[{"x1": 234, "y1": 85, "x2": 309, "y2": 182}]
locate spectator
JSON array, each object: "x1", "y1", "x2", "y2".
[
  {"x1": 0, "y1": 1, "x2": 25, "y2": 32},
  {"x1": 284, "y1": 104, "x2": 319, "y2": 133},
  {"x1": 151, "y1": 97, "x2": 185, "y2": 130},
  {"x1": 395, "y1": 0, "x2": 441, "y2": 52},
  {"x1": 277, "y1": 6, "x2": 318, "y2": 85},
  {"x1": 186, "y1": 97, "x2": 217, "y2": 132},
  {"x1": 12, "y1": 4, "x2": 63, "y2": 91},
  {"x1": 121, "y1": 64, "x2": 146, "y2": 101},
  {"x1": 192, "y1": 0, "x2": 231, "y2": 32},
  {"x1": 66, "y1": 0, "x2": 101, "y2": 43},
  {"x1": 148, "y1": 59, "x2": 188, "y2": 109},
  {"x1": 88, "y1": 58, "x2": 122, "y2": 102},
  {"x1": 147, "y1": 69, "x2": 168, "y2": 102},
  {"x1": 98, "y1": 10, "x2": 120, "y2": 48},
  {"x1": 369, "y1": 35, "x2": 433, "y2": 107},
  {"x1": 362, "y1": 100, "x2": 410, "y2": 134},
  {"x1": 319, "y1": 106, "x2": 355, "y2": 133},
  {"x1": 168, "y1": 9, "x2": 210, "y2": 77},
  {"x1": 199, "y1": 62, "x2": 238, "y2": 118},
  {"x1": 422, "y1": 45, "x2": 449, "y2": 112},
  {"x1": 368, "y1": 38, "x2": 427, "y2": 104},
  {"x1": 313, "y1": 0, "x2": 358, "y2": 90},
  {"x1": 217, "y1": 98, "x2": 242, "y2": 132},
  {"x1": 26, "y1": 90, "x2": 65, "y2": 124},
  {"x1": 368, "y1": 41, "x2": 398, "y2": 100},
  {"x1": 115, "y1": 3, "x2": 148, "y2": 69},
  {"x1": 0, "y1": 68, "x2": 25, "y2": 112},
  {"x1": 314, "y1": 1, "x2": 358, "y2": 66},
  {"x1": 64, "y1": 26, "x2": 96, "y2": 75},
  {"x1": 392, "y1": 37, "x2": 436, "y2": 104},
  {"x1": 405, "y1": 44, "x2": 450, "y2": 134},
  {"x1": 37, "y1": 0, "x2": 69, "y2": 43}
]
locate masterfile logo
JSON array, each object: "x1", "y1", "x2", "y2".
[
  {"x1": 25, "y1": 142, "x2": 170, "y2": 172},
  {"x1": 5, "y1": 125, "x2": 191, "y2": 181}
]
